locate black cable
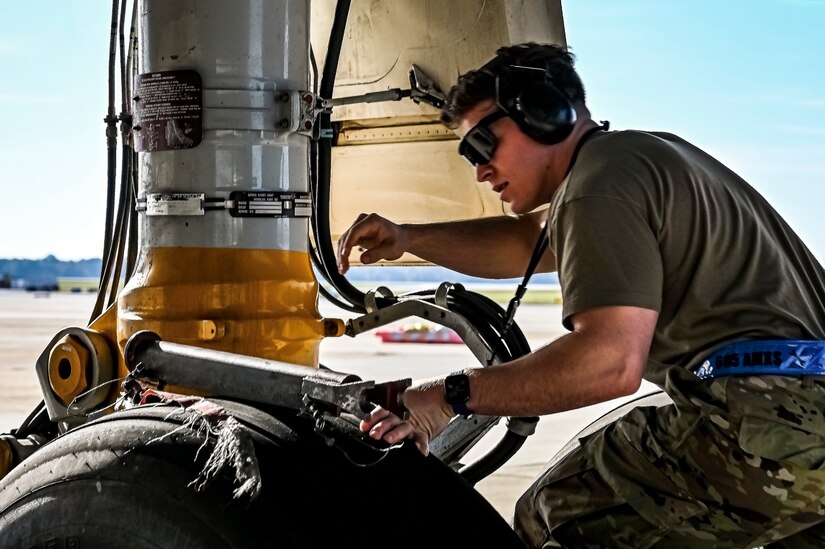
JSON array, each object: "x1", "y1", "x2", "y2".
[
  {"x1": 91, "y1": 0, "x2": 122, "y2": 322},
  {"x1": 125, "y1": 148, "x2": 139, "y2": 279},
  {"x1": 94, "y1": 0, "x2": 140, "y2": 319},
  {"x1": 310, "y1": 47, "x2": 319, "y2": 95},
  {"x1": 318, "y1": 280, "x2": 361, "y2": 314},
  {"x1": 118, "y1": 0, "x2": 128, "y2": 105},
  {"x1": 310, "y1": 0, "x2": 386, "y2": 314},
  {"x1": 107, "y1": 0, "x2": 137, "y2": 307},
  {"x1": 305, "y1": 0, "x2": 536, "y2": 482},
  {"x1": 124, "y1": 3, "x2": 139, "y2": 280},
  {"x1": 319, "y1": 0, "x2": 350, "y2": 100},
  {"x1": 400, "y1": 285, "x2": 530, "y2": 361},
  {"x1": 308, "y1": 5, "x2": 415, "y2": 313},
  {"x1": 459, "y1": 417, "x2": 539, "y2": 485},
  {"x1": 105, "y1": 142, "x2": 132, "y2": 307},
  {"x1": 398, "y1": 284, "x2": 536, "y2": 483},
  {"x1": 13, "y1": 400, "x2": 46, "y2": 438},
  {"x1": 311, "y1": 247, "x2": 362, "y2": 313}
]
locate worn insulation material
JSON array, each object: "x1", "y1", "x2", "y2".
[{"x1": 141, "y1": 390, "x2": 263, "y2": 501}]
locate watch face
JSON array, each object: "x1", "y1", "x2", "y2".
[{"x1": 445, "y1": 373, "x2": 470, "y2": 404}]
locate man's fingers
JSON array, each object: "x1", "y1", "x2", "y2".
[
  {"x1": 359, "y1": 406, "x2": 417, "y2": 447},
  {"x1": 336, "y1": 213, "x2": 375, "y2": 274},
  {"x1": 337, "y1": 233, "x2": 351, "y2": 274},
  {"x1": 359, "y1": 406, "x2": 391, "y2": 431},
  {"x1": 367, "y1": 415, "x2": 404, "y2": 439},
  {"x1": 379, "y1": 421, "x2": 414, "y2": 445},
  {"x1": 337, "y1": 227, "x2": 358, "y2": 274}
]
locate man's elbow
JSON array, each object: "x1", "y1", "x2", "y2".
[{"x1": 610, "y1": 356, "x2": 645, "y2": 398}]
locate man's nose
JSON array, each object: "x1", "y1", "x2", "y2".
[{"x1": 475, "y1": 163, "x2": 492, "y2": 182}]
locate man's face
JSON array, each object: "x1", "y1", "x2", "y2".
[{"x1": 457, "y1": 100, "x2": 560, "y2": 215}]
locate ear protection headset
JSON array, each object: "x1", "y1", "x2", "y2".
[{"x1": 479, "y1": 46, "x2": 578, "y2": 145}]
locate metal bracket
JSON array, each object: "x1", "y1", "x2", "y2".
[
  {"x1": 34, "y1": 327, "x2": 115, "y2": 425},
  {"x1": 301, "y1": 376, "x2": 410, "y2": 419},
  {"x1": 279, "y1": 90, "x2": 319, "y2": 135},
  {"x1": 321, "y1": 65, "x2": 445, "y2": 111},
  {"x1": 408, "y1": 64, "x2": 446, "y2": 109},
  {"x1": 346, "y1": 284, "x2": 504, "y2": 462},
  {"x1": 201, "y1": 88, "x2": 317, "y2": 135}
]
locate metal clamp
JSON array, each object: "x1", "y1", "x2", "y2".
[
  {"x1": 201, "y1": 88, "x2": 318, "y2": 135},
  {"x1": 136, "y1": 190, "x2": 313, "y2": 218}
]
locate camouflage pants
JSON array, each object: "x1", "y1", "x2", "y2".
[{"x1": 513, "y1": 376, "x2": 825, "y2": 548}]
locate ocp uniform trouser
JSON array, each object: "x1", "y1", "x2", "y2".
[{"x1": 514, "y1": 376, "x2": 825, "y2": 549}]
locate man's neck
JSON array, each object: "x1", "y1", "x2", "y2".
[{"x1": 549, "y1": 114, "x2": 598, "y2": 184}]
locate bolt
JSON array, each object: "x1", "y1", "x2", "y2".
[
  {"x1": 278, "y1": 119, "x2": 290, "y2": 129},
  {"x1": 279, "y1": 93, "x2": 290, "y2": 103},
  {"x1": 48, "y1": 334, "x2": 91, "y2": 406}
]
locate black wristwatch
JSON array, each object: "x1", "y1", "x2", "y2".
[{"x1": 444, "y1": 371, "x2": 473, "y2": 417}]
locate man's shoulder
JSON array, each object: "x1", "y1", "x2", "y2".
[
  {"x1": 587, "y1": 128, "x2": 688, "y2": 153},
  {"x1": 562, "y1": 129, "x2": 696, "y2": 204},
  {"x1": 575, "y1": 128, "x2": 698, "y2": 177}
]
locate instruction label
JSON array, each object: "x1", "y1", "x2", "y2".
[
  {"x1": 145, "y1": 193, "x2": 205, "y2": 216},
  {"x1": 228, "y1": 191, "x2": 312, "y2": 218},
  {"x1": 134, "y1": 70, "x2": 202, "y2": 152}
]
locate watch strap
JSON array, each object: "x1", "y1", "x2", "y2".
[{"x1": 445, "y1": 370, "x2": 473, "y2": 417}]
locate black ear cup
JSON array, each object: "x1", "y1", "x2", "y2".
[
  {"x1": 485, "y1": 58, "x2": 578, "y2": 145},
  {"x1": 513, "y1": 78, "x2": 577, "y2": 145}
]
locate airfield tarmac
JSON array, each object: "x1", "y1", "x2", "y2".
[{"x1": 0, "y1": 289, "x2": 658, "y2": 523}]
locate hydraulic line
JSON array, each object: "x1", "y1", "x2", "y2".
[
  {"x1": 309, "y1": 0, "x2": 541, "y2": 482},
  {"x1": 100, "y1": 0, "x2": 119, "y2": 284},
  {"x1": 306, "y1": 2, "x2": 538, "y2": 482},
  {"x1": 92, "y1": 0, "x2": 139, "y2": 322},
  {"x1": 106, "y1": 0, "x2": 135, "y2": 303},
  {"x1": 459, "y1": 416, "x2": 540, "y2": 485},
  {"x1": 92, "y1": 0, "x2": 124, "y2": 321},
  {"x1": 12, "y1": 401, "x2": 47, "y2": 439},
  {"x1": 378, "y1": 285, "x2": 539, "y2": 482},
  {"x1": 124, "y1": 2, "x2": 139, "y2": 279},
  {"x1": 311, "y1": 0, "x2": 379, "y2": 314},
  {"x1": 124, "y1": 148, "x2": 138, "y2": 280},
  {"x1": 104, "y1": 142, "x2": 131, "y2": 307}
]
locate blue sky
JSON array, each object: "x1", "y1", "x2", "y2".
[{"x1": 1, "y1": 1, "x2": 824, "y2": 262}]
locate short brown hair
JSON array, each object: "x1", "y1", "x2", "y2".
[{"x1": 440, "y1": 42, "x2": 585, "y2": 129}]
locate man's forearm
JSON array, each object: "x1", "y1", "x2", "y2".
[
  {"x1": 464, "y1": 306, "x2": 656, "y2": 417},
  {"x1": 403, "y1": 211, "x2": 554, "y2": 279}
]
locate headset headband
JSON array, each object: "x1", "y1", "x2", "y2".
[{"x1": 477, "y1": 48, "x2": 577, "y2": 145}]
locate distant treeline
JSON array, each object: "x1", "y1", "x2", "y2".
[
  {"x1": 0, "y1": 256, "x2": 559, "y2": 289},
  {"x1": 0, "y1": 256, "x2": 101, "y2": 289}
]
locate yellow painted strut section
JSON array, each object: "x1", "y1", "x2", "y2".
[{"x1": 116, "y1": 247, "x2": 335, "y2": 383}]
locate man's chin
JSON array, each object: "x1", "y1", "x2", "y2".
[{"x1": 507, "y1": 202, "x2": 528, "y2": 215}]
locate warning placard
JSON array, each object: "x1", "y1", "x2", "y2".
[{"x1": 134, "y1": 70, "x2": 202, "y2": 152}]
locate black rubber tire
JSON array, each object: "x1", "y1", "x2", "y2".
[
  {"x1": 0, "y1": 404, "x2": 301, "y2": 549},
  {"x1": 0, "y1": 401, "x2": 526, "y2": 549}
]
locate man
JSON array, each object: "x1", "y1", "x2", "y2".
[{"x1": 336, "y1": 43, "x2": 825, "y2": 548}]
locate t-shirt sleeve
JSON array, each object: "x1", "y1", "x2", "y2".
[{"x1": 553, "y1": 194, "x2": 663, "y2": 330}]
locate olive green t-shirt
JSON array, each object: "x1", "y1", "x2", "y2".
[{"x1": 548, "y1": 129, "x2": 825, "y2": 389}]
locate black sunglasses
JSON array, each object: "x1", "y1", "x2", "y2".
[{"x1": 458, "y1": 110, "x2": 508, "y2": 167}]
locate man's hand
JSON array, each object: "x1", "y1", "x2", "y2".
[
  {"x1": 360, "y1": 378, "x2": 454, "y2": 456},
  {"x1": 337, "y1": 213, "x2": 408, "y2": 274}
]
